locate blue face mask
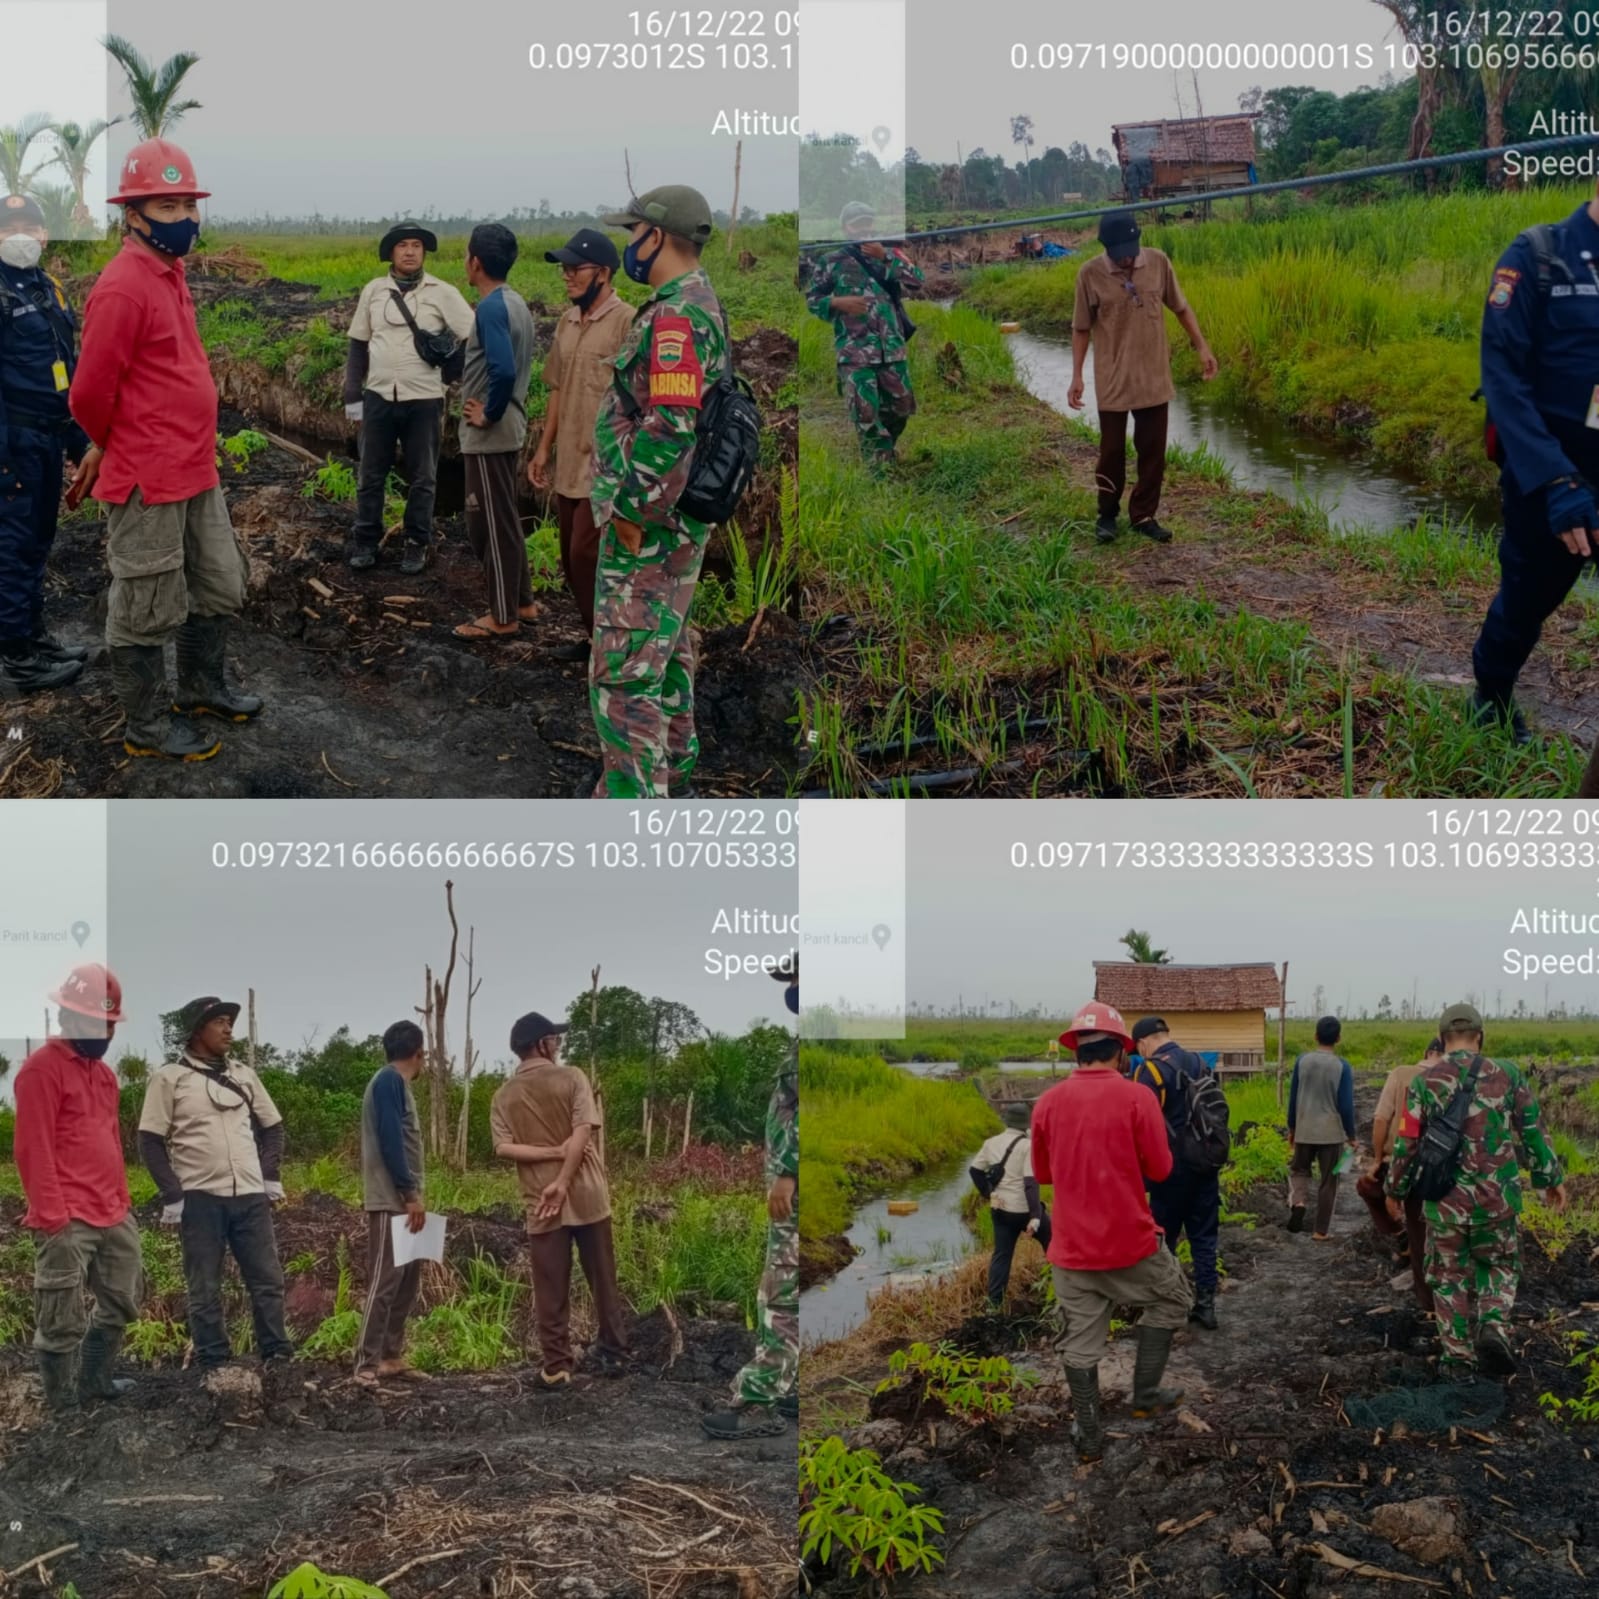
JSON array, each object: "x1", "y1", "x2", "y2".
[
  {"x1": 622, "y1": 228, "x2": 663, "y2": 286},
  {"x1": 137, "y1": 210, "x2": 201, "y2": 258},
  {"x1": 67, "y1": 1035, "x2": 112, "y2": 1060}
]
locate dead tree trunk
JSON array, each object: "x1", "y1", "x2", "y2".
[
  {"x1": 454, "y1": 925, "x2": 481, "y2": 1170},
  {"x1": 417, "y1": 880, "x2": 461, "y2": 1161},
  {"x1": 589, "y1": 964, "x2": 604, "y2": 1166},
  {"x1": 727, "y1": 139, "x2": 743, "y2": 256}
]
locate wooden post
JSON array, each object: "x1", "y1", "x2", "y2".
[
  {"x1": 643, "y1": 1096, "x2": 652, "y2": 1160},
  {"x1": 727, "y1": 139, "x2": 743, "y2": 256},
  {"x1": 589, "y1": 964, "x2": 604, "y2": 1165},
  {"x1": 454, "y1": 926, "x2": 481, "y2": 1170},
  {"x1": 1276, "y1": 961, "x2": 1290, "y2": 1110},
  {"x1": 247, "y1": 988, "x2": 258, "y2": 1073},
  {"x1": 682, "y1": 1091, "x2": 694, "y2": 1155}
]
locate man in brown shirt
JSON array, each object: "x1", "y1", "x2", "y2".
[
  {"x1": 489, "y1": 1010, "x2": 629, "y2": 1386},
  {"x1": 1356, "y1": 1037, "x2": 1442, "y2": 1309},
  {"x1": 1068, "y1": 212, "x2": 1217, "y2": 545},
  {"x1": 529, "y1": 230, "x2": 636, "y2": 661}
]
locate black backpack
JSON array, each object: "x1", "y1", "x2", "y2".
[
  {"x1": 1477, "y1": 224, "x2": 1573, "y2": 462},
  {"x1": 1409, "y1": 1055, "x2": 1484, "y2": 1203},
  {"x1": 969, "y1": 1134, "x2": 1025, "y2": 1200},
  {"x1": 614, "y1": 301, "x2": 761, "y2": 527},
  {"x1": 1144, "y1": 1054, "x2": 1232, "y2": 1174}
]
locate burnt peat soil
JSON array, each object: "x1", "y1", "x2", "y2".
[
  {"x1": 0, "y1": 1191, "x2": 797, "y2": 1598},
  {"x1": 3, "y1": 270, "x2": 806, "y2": 800},
  {"x1": 805, "y1": 1085, "x2": 1599, "y2": 1597}
]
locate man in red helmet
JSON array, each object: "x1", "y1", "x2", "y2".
[
  {"x1": 67, "y1": 138, "x2": 261, "y2": 763},
  {"x1": 1030, "y1": 1002, "x2": 1193, "y2": 1464},
  {"x1": 15, "y1": 964, "x2": 143, "y2": 1413}
]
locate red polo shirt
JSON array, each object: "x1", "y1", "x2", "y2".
[
  {"x1": 70, "y1": 236, "x2": 220, "y2": 505},
  {"x1": 14, "y1": 1038, "x2": 131, "y2": 1233},
  {"x1": 1030, "y1": 1065, "x2": 1173, "y2": 1272}
]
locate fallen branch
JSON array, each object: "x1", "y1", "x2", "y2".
[
  {"x1": 306, "y1": 577, "x2": 335, "y2": 600},
  {"x1": 1156, "y1": 1510, "x2": 1216, "y2": 1539},
  {"x1": 643, "y1": 1527, "x2": 723, "y2": 1560},
  {"x1": 320, "y1": 750, "x2": 357, "y2": 790},
  {"x1": 1311, "y1": 1543, "x2": 1445, "y2": 1589},
  {"x1": 1569, "y1": 1540, "x2": 1586, "y2": 1580},
  {"x1": 262, "y1": 428, "x2": 324, "y2": 468},
  {"x1": 742, "y1": 607, "x2": 766, "y2": 652},
  {"x1": 104, "y1": 1494, "x2": 222, "y2": 1505},
  {"x1": 1504, "y1": 1527, "x2": 1551, "y2": 1556},
  {"x1": 629, "y1": 1477, "x2": 742, "y2": 1526},
  {"x1": 375, "y1": 1548, "x2": 465, "y2": 1588},
  {"x1": 0, "y1": 1543, "x2": 80, "y2": 1585}
]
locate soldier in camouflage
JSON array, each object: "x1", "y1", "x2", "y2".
[
  {"x1": 588, "y1": 186, "x2": 729, "y2": 799},
  {"x1": 805, "y1": 200, "x2": 923, "y2": 472},
  {"x1": 702, "y1": 956, "x2": 799, "y2": 1439},
  {"x1": 1387, "y1": 1002, "x2": 1567, "y2": 1379}
]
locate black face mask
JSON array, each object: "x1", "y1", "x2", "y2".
[
  {"x1": 574, "y1": 276, "x2": 606, "y2": 313},
  {"x1": 67, "y1": 1035, "x2": 112, "y2": 1060}
]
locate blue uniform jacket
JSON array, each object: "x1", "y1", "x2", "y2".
[
  {"x1": 0, "y1": 264, "x2": 88, "y2": 476},
  {"x1": 1480, "y1": 203, "x2": 1599, "y2": 499},
  {"x1": 1131, "y1": 1041, "x2": 1210, "y2": 1143}
]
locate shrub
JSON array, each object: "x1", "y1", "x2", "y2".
[{"x1": 799, "y1": 1437, "x2": 944, "y2": 1582}]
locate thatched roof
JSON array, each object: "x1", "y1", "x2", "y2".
[
  {"x1": 1093, "y1": 962, "x2": 1282, "y2": 1012},
  {"x1": 1112, "y1": 116, "x2": 1258, "y2": 165}
]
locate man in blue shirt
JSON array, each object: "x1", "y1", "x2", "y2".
[
  {"x1": 1129, "y1": 1017, "x2": 1222, "y2": 1330},
  {"x1": 0, "y1": 194, "x2": 92, "y2": 696},
  {"x1": 1472, "y1": 184, "x2": 1599, "y2": 744}
]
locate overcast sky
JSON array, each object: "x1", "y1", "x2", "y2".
[
  {"x1": 3, "y1": 0, "x2": 796, "y2": 219},
  {"x1": 3, "y1": 802, "x2": 796, "y2": 1071},
  {"x1": 802, "y1": 802, "x2": 1599, "y2": 1021},
  {"x1": 904, "y1": 0, "x2": 1409, "y2": 166}
]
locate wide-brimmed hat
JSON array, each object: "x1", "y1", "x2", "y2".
[
  {"x1": 379, "y1": 221, "x2": 438, "y2": 261},
  {"x1": 1058, "y1": 1002, "x2": 1136, "y2": 1055},
  {"x1": 176, "y1": 995, "x2": 241, "y2": 1039}
]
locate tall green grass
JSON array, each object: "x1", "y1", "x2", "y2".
[{"x1": 800, "y1": 1048, "x2": 1001, "y2": 1241}]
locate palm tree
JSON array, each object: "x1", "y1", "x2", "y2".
[
  {"x1": 1120, "y1": 929, "x2": 1170, "y2": 965},
  {"x1": 0, "y1": 112, "x2": 56, "y2": 195},
  {"x1": 52, "y1": 118, "x2": 117, "y2": 233},
  {"x1": 27, "y1": 183, "x2": 79, "y2": 238},
  {"x1": 102, "y1": 35, "x2": 202, "y2": 140}
]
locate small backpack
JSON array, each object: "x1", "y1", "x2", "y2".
[
  {"x1": 969, "y1": 1134, "x2": 1025, "y2": 1201},
  {"x1": 614, "y1": 301, "x2": 762, "y2": 527},
  {"x1": 1409, "y1": 1055, "x2": 1485, "y2": 1203}
]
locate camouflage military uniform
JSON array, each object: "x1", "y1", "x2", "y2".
[
  {"x1": 731, "y1": 1037, "x2": 799, "y2": 1406},
  {"x1": 588, "y1": 267, "x2": 729, "y2": 798},
  {"x1": 1387, "y1": 1050, "x2": 1564, "y2": 1370},
  {"x1": 804, "y1": 245, "x2": 923, "y2": 468}
]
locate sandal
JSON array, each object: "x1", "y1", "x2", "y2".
[
  {"x1": 353, "y1": 1369, "x2": 381, "y2": 1388},
  {"x1": 378, "y1": 1362, "x2": 431, "y2": 1382},
  {"x1": 517, "y1": 604, "x2": 541, "y2": 621},
  {"x1": 454, "y1": 616, "x2": 519, "y2": 640}
]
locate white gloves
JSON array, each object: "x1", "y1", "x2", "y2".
[
  {"x1": 264, "y1": 1181, "x2": 285, "y2": 1202},
  {"x1": 344, "y1": 402, "x2": 364, "y2": 423},
  {"x1": 161, "y1": 1201, "x2": 184, "y2": 1226},
  {"x1": 1025, "y1": 1218, "x2": 1041, "y2": 1236}
]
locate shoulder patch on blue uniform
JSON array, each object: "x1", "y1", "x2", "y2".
[{"x1": 1489, "y1": 267, "x2": 1519, "y2": 310}]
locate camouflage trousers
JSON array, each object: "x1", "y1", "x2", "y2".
[
  {"x1": 733, "y1": 1214, "x2": 798, "y2": 1406},
  {"x1": 589, "y1": 518, "x2": 708, "y2": 799},
  {"x1": 840, "y1": 361, "x2": 916, "y2": 467},
  {"x1": 1425, "y1": 1217, "x2": 1520, "y2": 1367}
]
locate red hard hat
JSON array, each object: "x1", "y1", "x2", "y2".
[
  {"x1": 1058, "y1": 1001, "x2": 1135, "y2": 1055},
  {"x1": 108, "y1": 138, "x2": 210, "y2": 205},
  {"x1": 49, "y1": 963, "x2": 125, "y2": 1023}
]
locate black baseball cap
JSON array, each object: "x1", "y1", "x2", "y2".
[
  {"x1": 545, "y1": 229, "x2": 620, "y2": 271},
  {"x1": 1131, "y1": 1017, "x2": 1168, "y2": 1044},
  {"x1": 510, "y1": 1011, "x2": 569, "y2": 1054},
  {"x1": 1099, "y1": 211, "x2": 1141, "y2": 263},
  {"x1": 1, "y1": 194, "x2": 46, "y2": 228}
]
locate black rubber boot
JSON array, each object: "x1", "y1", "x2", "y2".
[
  {"x1": 1130, "y1": 1325, "x2": 1184, "y2": 1418},
  {"x1": 78, "y1": 1325, "x2": 135, "y2": 1401},
  {"x1": 1468, "y1": 688, "x2": 1532, "y2": 747},
  {"x1": 700, "y1": 1402, "x2": 788, "y2": 1440},
  {"x1": 1065, "y1": 1364, "x2": 1104, "y2": 1462},
  {"x1": 173, "y1": 615, "x2": 263, "y2": 721},
  {"x1": 0, "y1": 642, "x2": 83, "y2": 697},
  {"x1": 776, "y1": 1392, "x2": 799, "y2": 1421},
  {"x1": 399, "y1": 542, "x2": 431, "y2": 576},
  {"x1": 1189, "y1": 1290, "x2": 1218, "y2": 1331},
  {"x1": 548, "y1": 640, "x2": 590, "y2": 663},
  {"x1": 1094, "y1": 514, "x2": 1119, "y2": 544},
  {"x1": 1287, "y1": 1205, "x2": 1306, "y2": 1234},
  {"x1": 1476, "y1": 1327, "x2": 1517, "y2": 1377},
  {"x1": 110, "y1": 644, "x2": 221, "y2": 761},
  {"x1": 1133, "y1": 519, "x2": 1174, "y2": 544},
  {"x1": 38, "y1": 1349, "x2": 81, "y2": 1413}
]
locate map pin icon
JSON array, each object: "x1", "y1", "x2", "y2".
[
  {"x1": 71, "y1": 920, "x2": 90, "y2": 949},
  {"x1": 871, "y1": 126, "x2": 892, "y2": 152},
  {"x1": 872, "y1": 923, "x2": 892, "y2": 951}
]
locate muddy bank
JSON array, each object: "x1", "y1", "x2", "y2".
[
  {"x1": 6, "y1": 409, "x2": 810, "y2": 799},
  {"x1": 805, "y1": 1092, "x2": 1599, "y2": 1596}
]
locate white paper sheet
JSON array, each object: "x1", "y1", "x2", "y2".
[{"x1": 391, "y1": 1210, "x2": 447, "y2": 1266}]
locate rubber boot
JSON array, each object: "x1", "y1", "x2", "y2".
[
  {"x1": 700, "y1": 1402, "x2": 788, "y2": 1440},
  {"x1": 1188, "y1": 1289, "x2": 1218, "y2": 1331},
  {"x1": 1065, "y1": 1364, "x2": 1104, "y2": 1462},
  {"x1": 38, "y1": 1348, "x2": 81, "y2": 1413},
  {"x1": 1130, "y1": 1325, "x2": 1184, "y2": 1418},
  {"x1": 110, "y1": 645, "x2": 221, "y2": 761},
  {"x1": 78, "y1": 1325, "x2": 135, "y2": 1402},
  {"x1": 172, "y1": 615, "x2": 263, "y2": 721},
  {"x1": 30, "y1": 632, "x2": 90, "y2": 665},
  {"x1": 0, "y1": 641, "x2": 83, "y2": 697}
]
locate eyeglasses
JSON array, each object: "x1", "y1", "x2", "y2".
[{"x1": 560, "y1": 263, "x2": 598, "y2": 278}]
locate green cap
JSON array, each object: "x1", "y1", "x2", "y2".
[
  {"x1": 840, "y1": 200, "x2": 876, "y2": 229},
  {"x1": 1439, "y1": 1001, "x2": 1484, "y2": 1037},
  {"x1": 601, "y1": 185, "x2": 714, "y2": 245}
]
